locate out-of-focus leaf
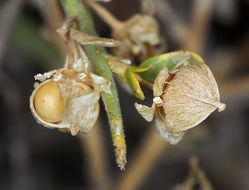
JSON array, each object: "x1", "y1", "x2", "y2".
[
  {"x1": 138, "y1": 51, "x2": 205, "y2": 83},
  {"x1": 12, "y1": 15, "x2": 63, "y2": 69}
]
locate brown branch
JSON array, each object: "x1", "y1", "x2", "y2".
[
  {"x1": 181, "y1": 0, "x2": 215, "y2": 53},
  {"x1": 42, "y1": 0, "x2": 67, "y2": 55},
  {"x1": 153, "y1": 0, "x2": 186, "y2": 43},
  {"x1": 85, "y1": 0, "x2": 124, "y2": 32},
  {"x1": 79, "y1": 121, "x2": 111, "y2": 190},
  {"x1": 115, "y1": 126, "x2": 170, "y2": 190},
  {"x1": 173, "y1": 156, "x2": 213, "y2": 190}
]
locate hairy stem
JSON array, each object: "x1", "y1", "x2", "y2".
[{"x1": 60, "y1": 0, "x2": 127, "y2": 170}]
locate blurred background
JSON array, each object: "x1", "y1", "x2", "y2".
[{"x1": 0, "y1": 0, "x2": 249, "y2": 189}]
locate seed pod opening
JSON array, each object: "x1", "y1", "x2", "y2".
[
  {"x1": 30, "y1": 69, "x2": 103, "y2": 135},
  {"x1": 112, "y1": 14, "x2": 161, "y2": 61}
]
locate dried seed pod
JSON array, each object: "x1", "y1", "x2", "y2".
[
  {"x1": 112, "y1": 14, "x2": 161, "y2": 61},
  {"x1": 30, "y1": 67, "x2": 111, "y2": 135},
  {"x1": 135, "y1": 63, "x2": 226, "y2": 145},
  {"x1": 85, "y1": 0, "x2": 162, "y2": 61}
]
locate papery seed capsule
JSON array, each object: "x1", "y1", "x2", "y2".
[
  {"x1": 34, "y1": 81, "x2": 66, "y2": 122},
  {"x1": 135, "y1": 62, "x2": 226, "y2": 145},
  {"x1": 30, "y1": 68, "x2": 111, "y2": 136},
  {"x1": 157, "y1": 64, "x2": 226, "y2": 143}
]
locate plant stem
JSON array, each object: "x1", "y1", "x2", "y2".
[
  {"x1": 85, "y1": 0, "x2": 124, "y2": 32},
  {"x1": 115, "y1": 127, "x2": 169, "y2": 190},
  {"x1": 60, "y1": 0, "x2": 127, "y2": 170},
  {"x1": 79, "y1": 123, "x2": 111, "y2": 189}
]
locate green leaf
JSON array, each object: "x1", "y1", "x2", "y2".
[
  {"x1": 125, "y1": 68, "x2": 145, "y2": 100},
  {"x1": 138, "y1": 51, "x2": 205, "y2": 83},
  {"x1": 129, "y1": 66, "x2": 151, "y2": 73}
]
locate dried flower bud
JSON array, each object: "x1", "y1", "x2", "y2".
[
  {"x1": 30, "y1": 66, "x2": 111, "y2": 136},
  {"x1": 85, "y1": 0, "x2": 161, "y2": 61},
  {"x1": 112, "y1": 14, "x2": 161, "y2": 61},
  {"x1": 135, "y1": 62, "x2": 226, "y2": 145}
]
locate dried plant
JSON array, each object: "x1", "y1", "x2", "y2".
[
  {"x1": 29, "y1": 0, "x2": 226, "y2": 172},
  {"x1": 85, "y1": 0, "x2": 162, "y2": 61},
  {"x1": 173, "y1": 156, "x2": 214, "y2": 190}
]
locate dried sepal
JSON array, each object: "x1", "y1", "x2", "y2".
[
  {"x1": 57, "y1": 17, "x2": 120, "y2": 48},
  {"x1": 70, "y1": 28, "x2": 120, "y2": 47},
  {"x1": 134, "y1": 102, "x2": 155, "y2": 122},
  {"x1": 135, "y1": 62, "x2": 226, "y2": 144},
  {"x1": 155, "y1": 110, "x2": 185, "y2": 145},
  {"x1": 73, "y1": 58, "x2": 89, "y2": 73},
  {"x1": 34, "y1": 70, "x2": 57, "y2": 82},
  {"x1": 153, "y1": 67, "x2": 169, "y2": 97},
  {"x1": 62, "y1": 91, "x2": 100, "y2": 134},
  {"x1": 89, "y1": 73, "x2": 111, "y2": 94}
]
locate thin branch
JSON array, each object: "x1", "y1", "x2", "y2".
[
  {"x1": 115, "y1": 126, "x2": 170, "y2": 190},
  {"x1": 173, "y1": 156, "x2": 213, "y2": 190},
  {"x1": 79, "y1": 121, "x2": 111, "y2": 190},
  {"x1": 42, "y1": 0, "x2": 67, "y2": 55},
  {"x1": 153, "y1": 0, "x2": 214, "y2": 54},
  {"x1": 85, "y1": 0, "x2": 124, "y2": 32},
  {"x1": 153, "y1": 0, "x2": 187, "y2": 43},
  {"x1": 182, "y1": 0, "x2": 215, "y2": 53}
]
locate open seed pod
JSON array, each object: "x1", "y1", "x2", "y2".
[
  {"x1": 112, "y1": 14, "x2": 161, "y2": 61},
  {"x1": 135, "y1": 62, "x2": 226, "y2": 145},
  {"x1": 30, "y1": 68, "x2": 110, "y2": 136},
  {"x1": 85, "y1": 0, "x2": 161, "y2": 61}
]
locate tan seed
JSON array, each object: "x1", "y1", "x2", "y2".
[{"x1": 34, "y1": 81, "x2": 66, "y2": 122}]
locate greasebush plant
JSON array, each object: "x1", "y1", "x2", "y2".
[{"x1": 29, "y1": 0, "x2": 226, "y2": 170}]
